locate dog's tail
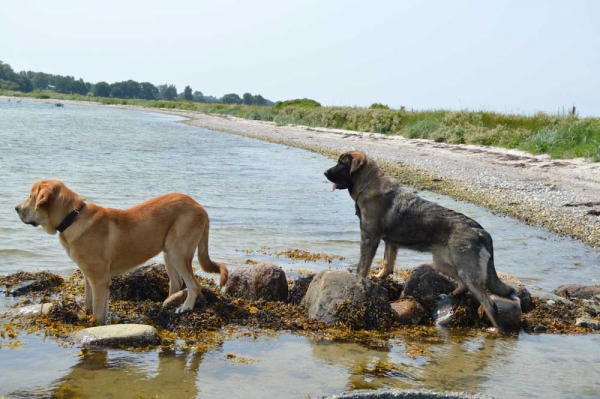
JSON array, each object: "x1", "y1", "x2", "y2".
[
  {"x1": 480, "y1": 230, "x2": 519, "y2": 303},
  {"x1": 198, "y1": 220, "x2": 228, "y2": 287}
]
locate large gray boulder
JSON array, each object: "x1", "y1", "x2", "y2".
[
  {"x1": 73, "y1": 324, "x2": 159, "y2": 348},
  {"x1": 225, "y1": 263, "x2": 288, "y2": 302},
  {"x1": 301, "y1": 270, "x2": 394, "y2": 330}
]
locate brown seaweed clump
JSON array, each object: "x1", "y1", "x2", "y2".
[
  {"x1": 521, "y1": 298, "x2": 599, "y2": 333},
  {"x1": 1, "y1": 271, "x2": 64, "y2": 297}
]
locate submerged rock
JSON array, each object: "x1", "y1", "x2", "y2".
[
  {"x1": 225, "y1": 263, "x2": 288, "y2": 302},
  {"x1": 73, "y1": 324, "x2": 159, "y2": 348},
  {"x1": 2, "y1": 271, "x2": 64, "y2": 296},
  {"x1": 402, "y1": 264, "x2": 457, "y2": 303},
  {"x1": 302, "y1": 270, "x2": 394, "y2": 330},
  {"x1": 555, "y1": 284, "x2": 600, "y2": 300}
]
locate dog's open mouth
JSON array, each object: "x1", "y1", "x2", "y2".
[
  {"x1": 331, "y1": 183, "x2": 338, "y2": 192},
  {"x1": 27, "y1": 221, "x2": 39, "y2": 227}
]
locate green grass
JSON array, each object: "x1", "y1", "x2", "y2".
[{"x1": 3, "y1": 89, "x2": 599, "y2": 161}]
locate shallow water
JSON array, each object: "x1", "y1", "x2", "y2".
[{"x1": 1, "y1": 99, "x2": 599, "y2": 398}]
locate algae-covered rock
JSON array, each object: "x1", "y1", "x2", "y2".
[
  {"x1": 2, "y1": 271, "x2": 64, "y2": 296},
  {"x1": 110, "y1": 263, "x2": 170, "y2": 302},
  {"x1": 497, "y1": 272, "x2": 533, "y2": 312},
  {"x1": 287, "y1": 274, "x2": 315, "y2": 305},
  {"x1": 402, "y1": 264, "x2": 457, "y2": 303},
  {"x1": 225, "y1": 263, "x2": 288, "y2": 302},
  {"x1": 301, "y1": 270, "x2": 394, "y2": 330}
]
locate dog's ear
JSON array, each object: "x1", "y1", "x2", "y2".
[
  {"x1": 35, "y1": 186, "x2": 52, "y2": 210},
  {"x1": 350, "y1": 153, "x2": 366, "y2": 174}
]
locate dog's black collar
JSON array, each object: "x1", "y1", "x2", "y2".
[
  {"x1": 354, "y1": 174, "x2": 384, "y2": 202},
  {"x1": 57, "y1": 203, "x2": 86, "y2": 233}
]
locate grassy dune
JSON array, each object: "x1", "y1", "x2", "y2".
[{"x1": 4, "y1": 90, "x2": 600, "y2": 161}]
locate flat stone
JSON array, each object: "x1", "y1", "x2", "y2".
[
  {"x1": 530, "y1": 289, "x2": 572, "y2": 305},
  {"x1": 555, "y1": 284, "x2": 600, "y2": 300},
  {"x1": 329, "y1": 388, "x2": 492, "y2": 399},
  {"x1": 73, "y1": 324, "x2": 159, "y2": 348},
  {"x1": 17, "y1": 303, "x2": 54, "y2": 316}
]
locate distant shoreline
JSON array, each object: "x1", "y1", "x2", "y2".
[{"x1": 5, "y1": 95, "x2": 600, "y2": 248}]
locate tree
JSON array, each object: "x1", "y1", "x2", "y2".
[
  {"x1": 242, "y1": 92, "x2": 254, "y2": 105},
  {"x1": 254, "y1": 94, "x2": 268, "y2": 106},
  {"x1": 221, "y1": 93, "x2": 242, "y2": 104},
  {"x1": 192, "y1": 90, "x2": 204, "y2": 102},
  {"x1": 93, "y1": 81, "x2": 111, "y2": 97},
  {"x1": 183, "y1": 86, "x2": 193, "y2": 101},
  {"x1": 139, "y1": 82, "x2": 158, "y2": 100},
  {"x1": 31, "y1": 73, "x2": 50, "y2": 91},
  {"x1": 161, "y1": 84, "x2": 177, "y2": 101}
]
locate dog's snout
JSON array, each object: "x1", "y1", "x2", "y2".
[{"x1": 15, "y1": 205, "x2": 20, "y2": 213}]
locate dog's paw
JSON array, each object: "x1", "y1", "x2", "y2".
[{"x1": 174, "y1": 305, "x2": 192, "y2": 314}]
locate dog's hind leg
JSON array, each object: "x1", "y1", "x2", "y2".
[
  {"x1": 376, "y1": 242, "x2": 397, "y2": 279},
  {"x1": 165, "y1": 250, "x2": 203, "y2": 313},
  {"x1": 163, "y1": 252, "x2": 183, "y2": 296}
]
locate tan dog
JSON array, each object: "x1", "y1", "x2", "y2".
[{"x1": 15, "y1": 180, "x2": 228, "y2": 325}]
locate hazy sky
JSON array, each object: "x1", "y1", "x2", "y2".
[{"x1": 3, "y1": 0, "x2": 599, "y2": 115}]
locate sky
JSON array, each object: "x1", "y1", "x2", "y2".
[{"x1": 2, "y1": 0, "x2": 600, "y2": 116}]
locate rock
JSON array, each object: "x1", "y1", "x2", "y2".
[
  {"x1": 301, "y1": 270, "x2": 394, "y2": 330},
  {"x1": 287, "y1": 274, "x2": 315, "y2": 305},
  {"x1": 530, "y1": 289, "x2": 572, "y2": 305},
  {"x1": 555, "y1": 284, "x2": 600, "y2": 300},
  {"x1": 390, "y1": 299, "x2": 426, "y2": 325},
  {"x1": 575, "y1": 316, "x2": 600, "y2": 330},
  {"x1": 73, "y1": 324, "x2": 159, "y2": 347},
  {"x1": 225, "y1": 263, "x2": 288, "y2": 302},
  {"x1": 110, "y1": 263, "x2": 170, "y2": 302},
  {"x1": 432, "y1": 295, "x2": 459, "y2": 327},
  {"x1": 4, "y1": 271, "x2": 64, "y2": 296},
  {"x1": 370, "y1": 277, "x2": 404, "y2": 301},
  {"x1": 16, "y1": 303, "x2": 54, "y2": 316},
  {"x1": 497, "y1": 272, "x2": 533, "y2": 312},
  {"x1": 533, "y1": 325, "x2": 548, "y2": 333},
  {"x1": 484, "y1": 294, "x2": 522, "y2": 332},
  {"x1": 402, "y1": 264, "x2": 457, "y2": 303},
  {"x1": 328, "y1": 388, "x2": 492, "y2": 398}
]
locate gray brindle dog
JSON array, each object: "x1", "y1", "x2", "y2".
[{"x1": 324, "y1": 150, "x2": 518, "y2": 330}]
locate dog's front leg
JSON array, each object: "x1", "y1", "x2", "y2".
[
  {"x1": 357, "y1": 231, "x2": 381, "y2": 278},
  {"x1": 89, "y1": 275, "x2": 110, "y2": 325},
  {"x1": 376, "y1": 242, "x2": 397, "y2": 279}
]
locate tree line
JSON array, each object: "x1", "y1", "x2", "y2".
[{"x1": 0, "y1": 60, "x2": 273, "y2": 105}]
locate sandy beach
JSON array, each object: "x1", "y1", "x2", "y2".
[{"x1": 152, "y1": 109, "x2": 600, "y2": 249}]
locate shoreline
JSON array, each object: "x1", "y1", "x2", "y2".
[
  {"x1": 171, "y1": 109, "x2": 600, "y2": 249},
  {"x1": 5, "y1": 96, "x2": 600, "y2": 248}
]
